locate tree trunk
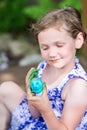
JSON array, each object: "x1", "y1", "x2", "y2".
[{"x1": 82, "y1": 0, "x2": 87, "y2": 58}]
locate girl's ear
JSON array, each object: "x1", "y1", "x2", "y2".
[{"x1": 75, "y1": 32, "x2": 84, "y2": 49}]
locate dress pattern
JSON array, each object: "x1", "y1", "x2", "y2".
[{"x1": 8, "y1": 58, "x2": 87, "y2": 130}]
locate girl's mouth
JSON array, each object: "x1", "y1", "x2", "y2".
[{"x1": 49, "y1": 58, "x2": 61, "y2": 63}]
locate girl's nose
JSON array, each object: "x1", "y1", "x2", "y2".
[{"x1": 49, "y1": 48, "x2": 57, "y2": 58}]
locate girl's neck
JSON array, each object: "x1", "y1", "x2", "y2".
[{"x1": 42, "y1": 60, "x2": 75, "y2": 88}]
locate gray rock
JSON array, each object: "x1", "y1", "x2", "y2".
[{"x1": 18, "y1": 54, "x2": 43, "y2": 66}]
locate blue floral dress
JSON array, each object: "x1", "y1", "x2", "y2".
[{"x1": 8, "y1": 58, "x2": 87, "y2": 130}]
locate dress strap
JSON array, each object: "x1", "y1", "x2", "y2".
[{"x1": 37, "y1": 60, "x2": 47, "y2": 78}]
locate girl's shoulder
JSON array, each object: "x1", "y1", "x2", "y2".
[{"x1": 68, "y1": 57, "x2": 87, "y2": 82}]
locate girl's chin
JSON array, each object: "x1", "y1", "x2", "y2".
[{"x1": 49, "y1": 62, "x2": 64, "y2": 69}]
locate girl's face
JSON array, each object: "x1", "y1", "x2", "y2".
[{"x1": 38, "y1": 27, "x2": 81, "y2": 69}]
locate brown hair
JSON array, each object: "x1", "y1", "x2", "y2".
[{"x1": 31, "y1": 6, "x2": 87, "y2": 43}]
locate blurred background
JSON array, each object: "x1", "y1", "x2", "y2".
[{"x1": 0, "y1": 0, "x2": 87, "y2": 90}]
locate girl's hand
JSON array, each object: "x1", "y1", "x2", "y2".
[
  {"x1": 28, "y1": 86, "x2": 52, "y2": 114},
  {"x1": 25, "y1": 67, "x2": 52, "y2": 114}
]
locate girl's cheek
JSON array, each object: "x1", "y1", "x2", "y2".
[{"x1": 41, "y1": 51, "x2": 48, "y2": 59}]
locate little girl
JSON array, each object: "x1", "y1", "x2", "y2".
[{"x1": 0, "y1": 6, "x2": 87, "y2": 130}]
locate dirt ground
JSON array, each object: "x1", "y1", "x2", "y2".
[
  {"x1": 0, "y1": 64, "x2": 37, "y2": 91},
  {"x1": 0, "y1": 56, "x2": 87, "y2": 91}
]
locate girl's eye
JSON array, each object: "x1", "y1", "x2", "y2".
[
  {"x1": 56, "y1": 44, "x2": 63, "y2": 47},
  {"x1": 41, "y1": 46, "x2": 49, "y2": 50},
  {"x1": 42, "y1": 47, "x2": 48, "y2": 50}
]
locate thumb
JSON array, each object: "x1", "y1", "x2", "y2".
[
  {"x1": 27, "y1": 87, "x2": 35, "y2": 97},
  {"x1": 42, "y1": 83, "x2": 47, "y2": 94}
]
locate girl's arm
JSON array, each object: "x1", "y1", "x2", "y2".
[{"x1": 60, "y1": 78, "x2": 87, "y2": 129}]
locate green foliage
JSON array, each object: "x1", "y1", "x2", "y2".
[
  {"x1": 0, "y1": 0, "x2": 81, "y2": 33},
  {"x1": 0, "y1": 0, "x2": 27, "y2": 32},
  {"x1": 59, "y1": 0, "x2": 81, "y2": 11},
  {"x1": 24, "y1": 0, "x2": 81, "y2": 22},
  {"x1": 24, "y1": 0, "x2": 59, "y2": 21}
]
